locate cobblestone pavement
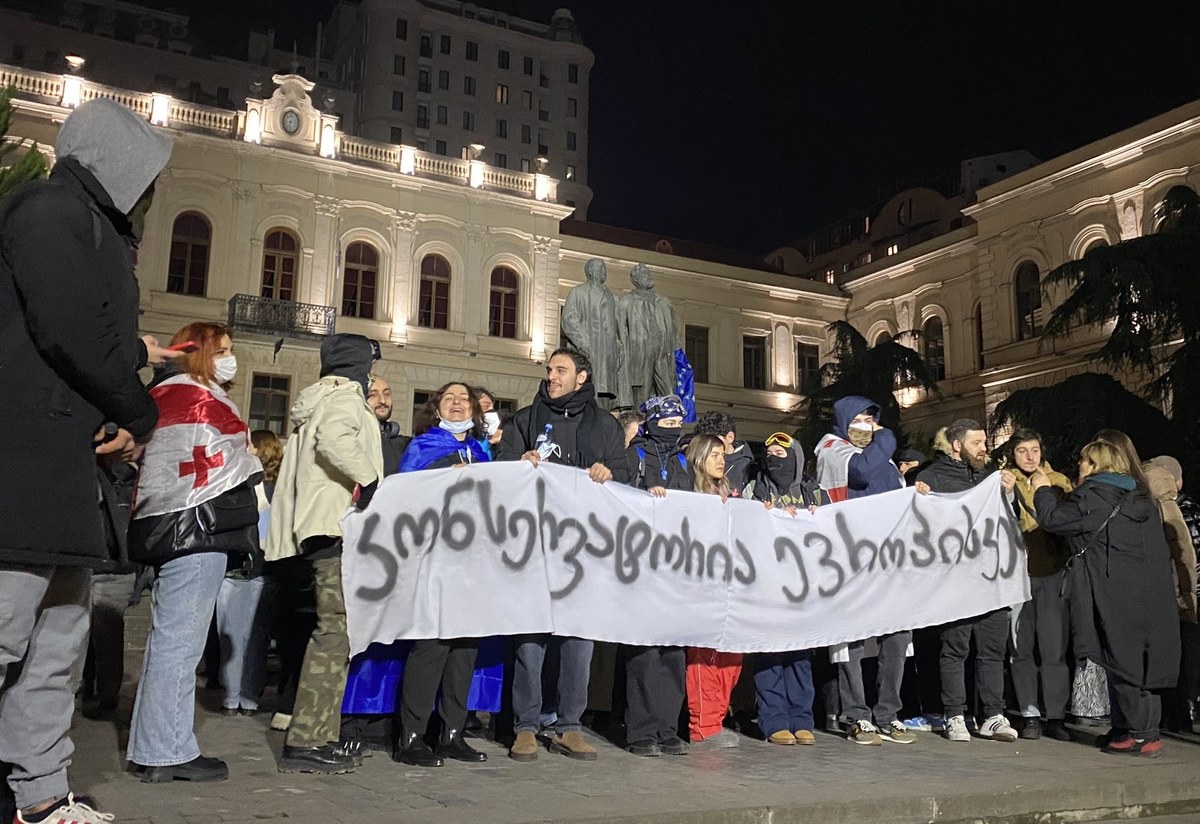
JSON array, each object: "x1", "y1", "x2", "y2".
[{"x1": 62, "y1": 603, "x2": 1200, "y2": 824}]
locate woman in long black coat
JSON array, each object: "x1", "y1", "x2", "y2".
[{"x1": 1032, "y1": 438, "x2": 1180, "y2": 757}]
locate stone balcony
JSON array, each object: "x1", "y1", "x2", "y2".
[{"x1": 0, "y1": 63, "x2": 559, "y2": 202}]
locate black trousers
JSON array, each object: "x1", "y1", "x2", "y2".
[
  {"x1": 1163, "y1": 619, "x2": 1200, "y2": 729},
  {"x1": 398, "y1": 638, "x2": 478, "y2": 741},
  {"x1": 1010, "y1": 572, "x2": 1071, "y2": 720},
  {"x1": 624, "y1": 645, "x2": 686, "y2": 744},
  {"x1": 940, "y1": 608, "x2": 1009, "y2": 720},
  {"x1": 1110, "y1": 676, "x2": 1162, "y2": 740}
]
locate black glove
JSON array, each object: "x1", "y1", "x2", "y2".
[{"x1": 356, "y1": 480, "x2": 379, "y2": 511}]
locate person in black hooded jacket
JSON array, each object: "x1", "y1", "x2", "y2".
[
  {"x1": 0, "y1": 98, "x2": 171, "y2": 824},
  {"x1": 495, "y1": 347, "x2": 632, "y2": 763},
  {"x1": 1034, "y1": 438, "x2": 1180, "y2": 758},
  {"x1": 622, "y1": 396, "x2": 691, "y2": 757}
]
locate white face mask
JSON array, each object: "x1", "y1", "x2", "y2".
[
  {"x1": 213, "y1": 355, "x2": 238, "y2": 384},
  {"x1": 483, "y1": 411, "x2": 501, "y2": 436},
  {"x1": 438, "y1": 418, "x2": 475, "y2": 435}
]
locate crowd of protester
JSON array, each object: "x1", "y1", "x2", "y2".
[{"x1": 1, "y1": 98, "x2": 1197, "y2": 824}]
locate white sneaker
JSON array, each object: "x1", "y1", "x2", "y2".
[
  {"x1": 16, "y1": 794, "x2": 114, "y2": 824},
  {"x1": 945, "y1": 714, "x2": 970, "y2": 742},
  {"x1": 978, "y1": 714, "x2": 1018, "y2": 742}
]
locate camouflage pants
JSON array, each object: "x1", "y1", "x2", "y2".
[{"x1": 286, "y1": 556, "x2": 349, "y2": 748}]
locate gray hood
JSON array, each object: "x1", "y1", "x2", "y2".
[{"x1": 55, "y1": 99, "x2": 173, "y2": 213}]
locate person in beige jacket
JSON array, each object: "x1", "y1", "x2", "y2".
[{"x1": 266, "y1": 334, "x2": 383, "y2": 774}]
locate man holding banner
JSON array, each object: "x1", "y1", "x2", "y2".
[
  {"x1": 916, "y1": 418, "x2": 1018, "y2": 744},
  {"x1": 816, "y1": 396, "x2": 913, "y2": 746},
  {"x1": 494, "y1": 347, "x2": 633, "y2": 763}
]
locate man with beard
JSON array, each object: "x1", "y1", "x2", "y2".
[
  {"x1": 495, "y1": 348, "x2": 633, "y2": 762},
  {"x1": 916, "y1": 418, "x2": 1018, "y2": 744},
  {"x1": 1005, "y1": 429, "x2": 1073, "y2": 741},
  {"x1": 815, "y1": 397, "x2": 912, "y2": 745},
  {"x1": 366, "y1": 376, "x2": 410, "y2": 476}
]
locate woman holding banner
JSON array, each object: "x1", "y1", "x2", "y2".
[
  {"x1": 683, "y1": 434, "x2": 745, "y2": 749},
  {"x1": 390, "y1": 382, "x2": 491, "y2": 767}
]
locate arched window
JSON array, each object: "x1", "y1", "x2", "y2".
[
  {"x1": 418, "y1": 253, "x2": 450, "y2": 329},
  {"x1": 261, "y1": 228, "x2": 299, "y2": 302},
  {"x1": 167, "y1": 212, "x2": 210, "y2": 296},
  {"x1": 974, "y1": 303, "x2": 985, "y2": 371},
  {"x1": 341, "y1": 242, "x2": 378, "y2": 319},
  {"x1": 1013, "y1": 260, "x2": 1042, "y2": 341},
  {"x1": 923, "y1": 316, "x2": 945, "y2": 381},
  {"x1": 874, "y1": 330, "x2": 892, "y2": 346},
  {"x1": 488, "y1": 266, "x2": 519, "y2": 338}
]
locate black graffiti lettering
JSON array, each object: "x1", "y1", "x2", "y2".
[
  {"x1": 682, "y1": 527, "x2": 706, "y2": 576},
  {"x1": 809, "y1": 532, "x2": 845, "y2": 598},
  {"x1": 502, "y1": 508, "x2": 537, "y2": 569},
  {"x1": 960, "y1": 506, "x2": 982, "y2": 560},
  {"x1": 394, "y1": 508, "x2": 440, "y2": 557},
  {"x1": 706, "y1": 543, "x2": 733, "y2": 583},
  {"x1": 354, "y1": 513, "x2": 398, "y2": 601},
  {"x1": 909, "y1": 505, "x2": 936, "y2": 567},
  {"x1": 474, "y1": 480, "x2": 510, "y2": 545},
  {"x1": 585, "y1": 511, "x2": 615, "y2": 558},
  {"x1": 980, "y1": 518, "x2": 1000, "y2": 582},
  {"x1": 649, "y1": 523, "x2": 686, "y2": 570},
  {"x1": 996, "y1": 515, "x2": 1023, "y2": 580},
  {"x1": 549, "y1": 517, "x2": 588, "y2": 600},
  {"x1": 733, "y1": 540, "x2": 756, "y2": 584},
  {"x1": 774, "y1": 536, "x2": 809, "y2": 603},
  {"x1": 617, "y1": 519, "x2": 652, "y2": 584},
  {"x1": 938, "y1": 527, "x2": 964, "y2": 564},
  {"x1": 441, "y1": 476, "x2": 477, "y2": 550},
  {"x1": 879, "y1": 537, "x2": 906, "y2": 570},
  {"x1": 837, "y1": 511, "x2": 878, "y2": 573}
]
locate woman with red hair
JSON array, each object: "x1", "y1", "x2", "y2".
[{"x1": 126, "y1": 322, "x2": 261, "y2": 783}]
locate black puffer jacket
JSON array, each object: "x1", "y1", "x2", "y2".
[
  {"x1": 1035, "y1": 475, "x2": 1180, "y2": 689},
  {"x1": 915, "y1": 452, "x2": 994, "y2": 493}
]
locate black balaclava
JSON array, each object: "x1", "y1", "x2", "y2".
[
  {"x1": 644, "y1": 419, "x2": 680, "y2": 447},
  {"x1": 765, "y1": 448, "x2": 798, "y2": 489},
  {"x1": 319, "y1": 334, "x2": 376, "y2": 397}
]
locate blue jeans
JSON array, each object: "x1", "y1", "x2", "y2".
[
  {"x1": 216, "y1": 576, "x2": 272, "y2": 711},
  {"x1": 512, "y1": 635, "x2": 591, "y2": 734},
  {"x1": 128, "y1": 552, "x2": 226, "y2": 766}
]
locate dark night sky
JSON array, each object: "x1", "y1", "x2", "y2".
[{"x1": 165, "y1": 0, "x2": 1200, "y2": 256}]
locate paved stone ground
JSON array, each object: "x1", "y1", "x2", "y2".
[{"x1": 62, "y1": 603, "x2": 1200, "y2": 824}]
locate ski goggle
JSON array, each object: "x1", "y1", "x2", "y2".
[{"x1": 765, "y1": 432, "x2": 794, "y2": 449}]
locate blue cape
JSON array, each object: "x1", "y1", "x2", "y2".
[{"x1": 398, "y1": 427, "x2": 489, "y2": 473}]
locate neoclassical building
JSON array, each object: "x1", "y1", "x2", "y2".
[
  {"x1": 4, "y1": 61, "x2": 1197, "y2": 447},
  {"x1": 2, "y1": 64, "x2": 843, "y2": 441}
]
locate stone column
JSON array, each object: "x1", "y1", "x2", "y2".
[
  {"x1": 389, "y1": 210, "x2": 418, "y2": 344},
  {"x1": 310, "y1": 195, "x2": 341, "y2": 307},
  {"x1": 529, "y1": 235, "x2": 559, "y2": 362},
  {"x1": 462, "y1": 222, "x2": 487, "y2": 344}
]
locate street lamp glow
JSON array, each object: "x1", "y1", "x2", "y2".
[{"x1": 150, "y1": 93, "x2": 171, "y2": 126}]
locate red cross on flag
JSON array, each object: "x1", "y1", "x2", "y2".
[{"x1": 132, "y1": 374, "x2": 263, "y2": 519}]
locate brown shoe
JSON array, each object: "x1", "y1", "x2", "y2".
[
  {"x1": 767, "y1": 730, "x2": 796, "y2": 745},
  {"x1": 793, "y1": 729, "x2": 816, "y2": 745},
  {"x1": 548, "y1": 730, "x2": 598, "y2": 761},
  {"x1": 509, "y1": 731, "x2": 539, "y2": 762}
]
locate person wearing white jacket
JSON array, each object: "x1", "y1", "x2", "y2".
[{"x1": 266, "y1": 334, "x2": 383, "y2": 774}]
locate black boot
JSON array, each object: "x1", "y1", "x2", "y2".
[
  {"x1": 279, "y1": 744, "x2": 356, "y2": 774},
  {"x1": 1019, "y1": 718, "x2": 1042, "y2": 740},
  {"x1": 394, "y1": 732, "x2": 444, "y2": 767},
  {"x1": 1044, "y1": 719, "x2": 1072, "y2": 741},
  {"x1": 438, "y1": 729, "x2": 487, "y2": 763},
  {"x1": 138, "y1": 755, "x2": 229, "y2": 783}
]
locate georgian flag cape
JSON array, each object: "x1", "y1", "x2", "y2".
[
  {"x1": 132, "y1": 374, "x2": 262, "y2": 519},
  {"x1": 814, "y1": 434, "x2": 858, "y2": 503}
]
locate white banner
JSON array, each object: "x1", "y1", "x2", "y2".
[{"x1": 341, "y1": 462, "x2": 1029, "y2": 655}]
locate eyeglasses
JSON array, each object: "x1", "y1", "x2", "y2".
[{"x1": 765, "y1": 432, "x2": 793, "y2": 449}]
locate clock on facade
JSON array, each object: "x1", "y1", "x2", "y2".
[{"x1": 281, "y1": 109, "x2": 301, "y2": 135}]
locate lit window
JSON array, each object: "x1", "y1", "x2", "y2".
[
  {"x1": 886, "y1": 243, "x2": 900, "y2": 256},
  {"x1": 495, "y1": 83, "x2": 508, "y2": 104},
  {"x1": 565, "y1": 164, "x2": 576, "y2": 180},
  {"x1": 418, "y1": 254, "x2": 450, "y2": 329},
  {"x1": 261, "y1": 229, "x2": 299, "y2": 302}
]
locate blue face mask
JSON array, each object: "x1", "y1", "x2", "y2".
[{"x1": 438, "y1": 418, "x2": 474, "y2": 435}]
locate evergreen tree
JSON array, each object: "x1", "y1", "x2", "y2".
[{"x1": 0, "y1": 85, "x2": 47, "y2": 199}]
